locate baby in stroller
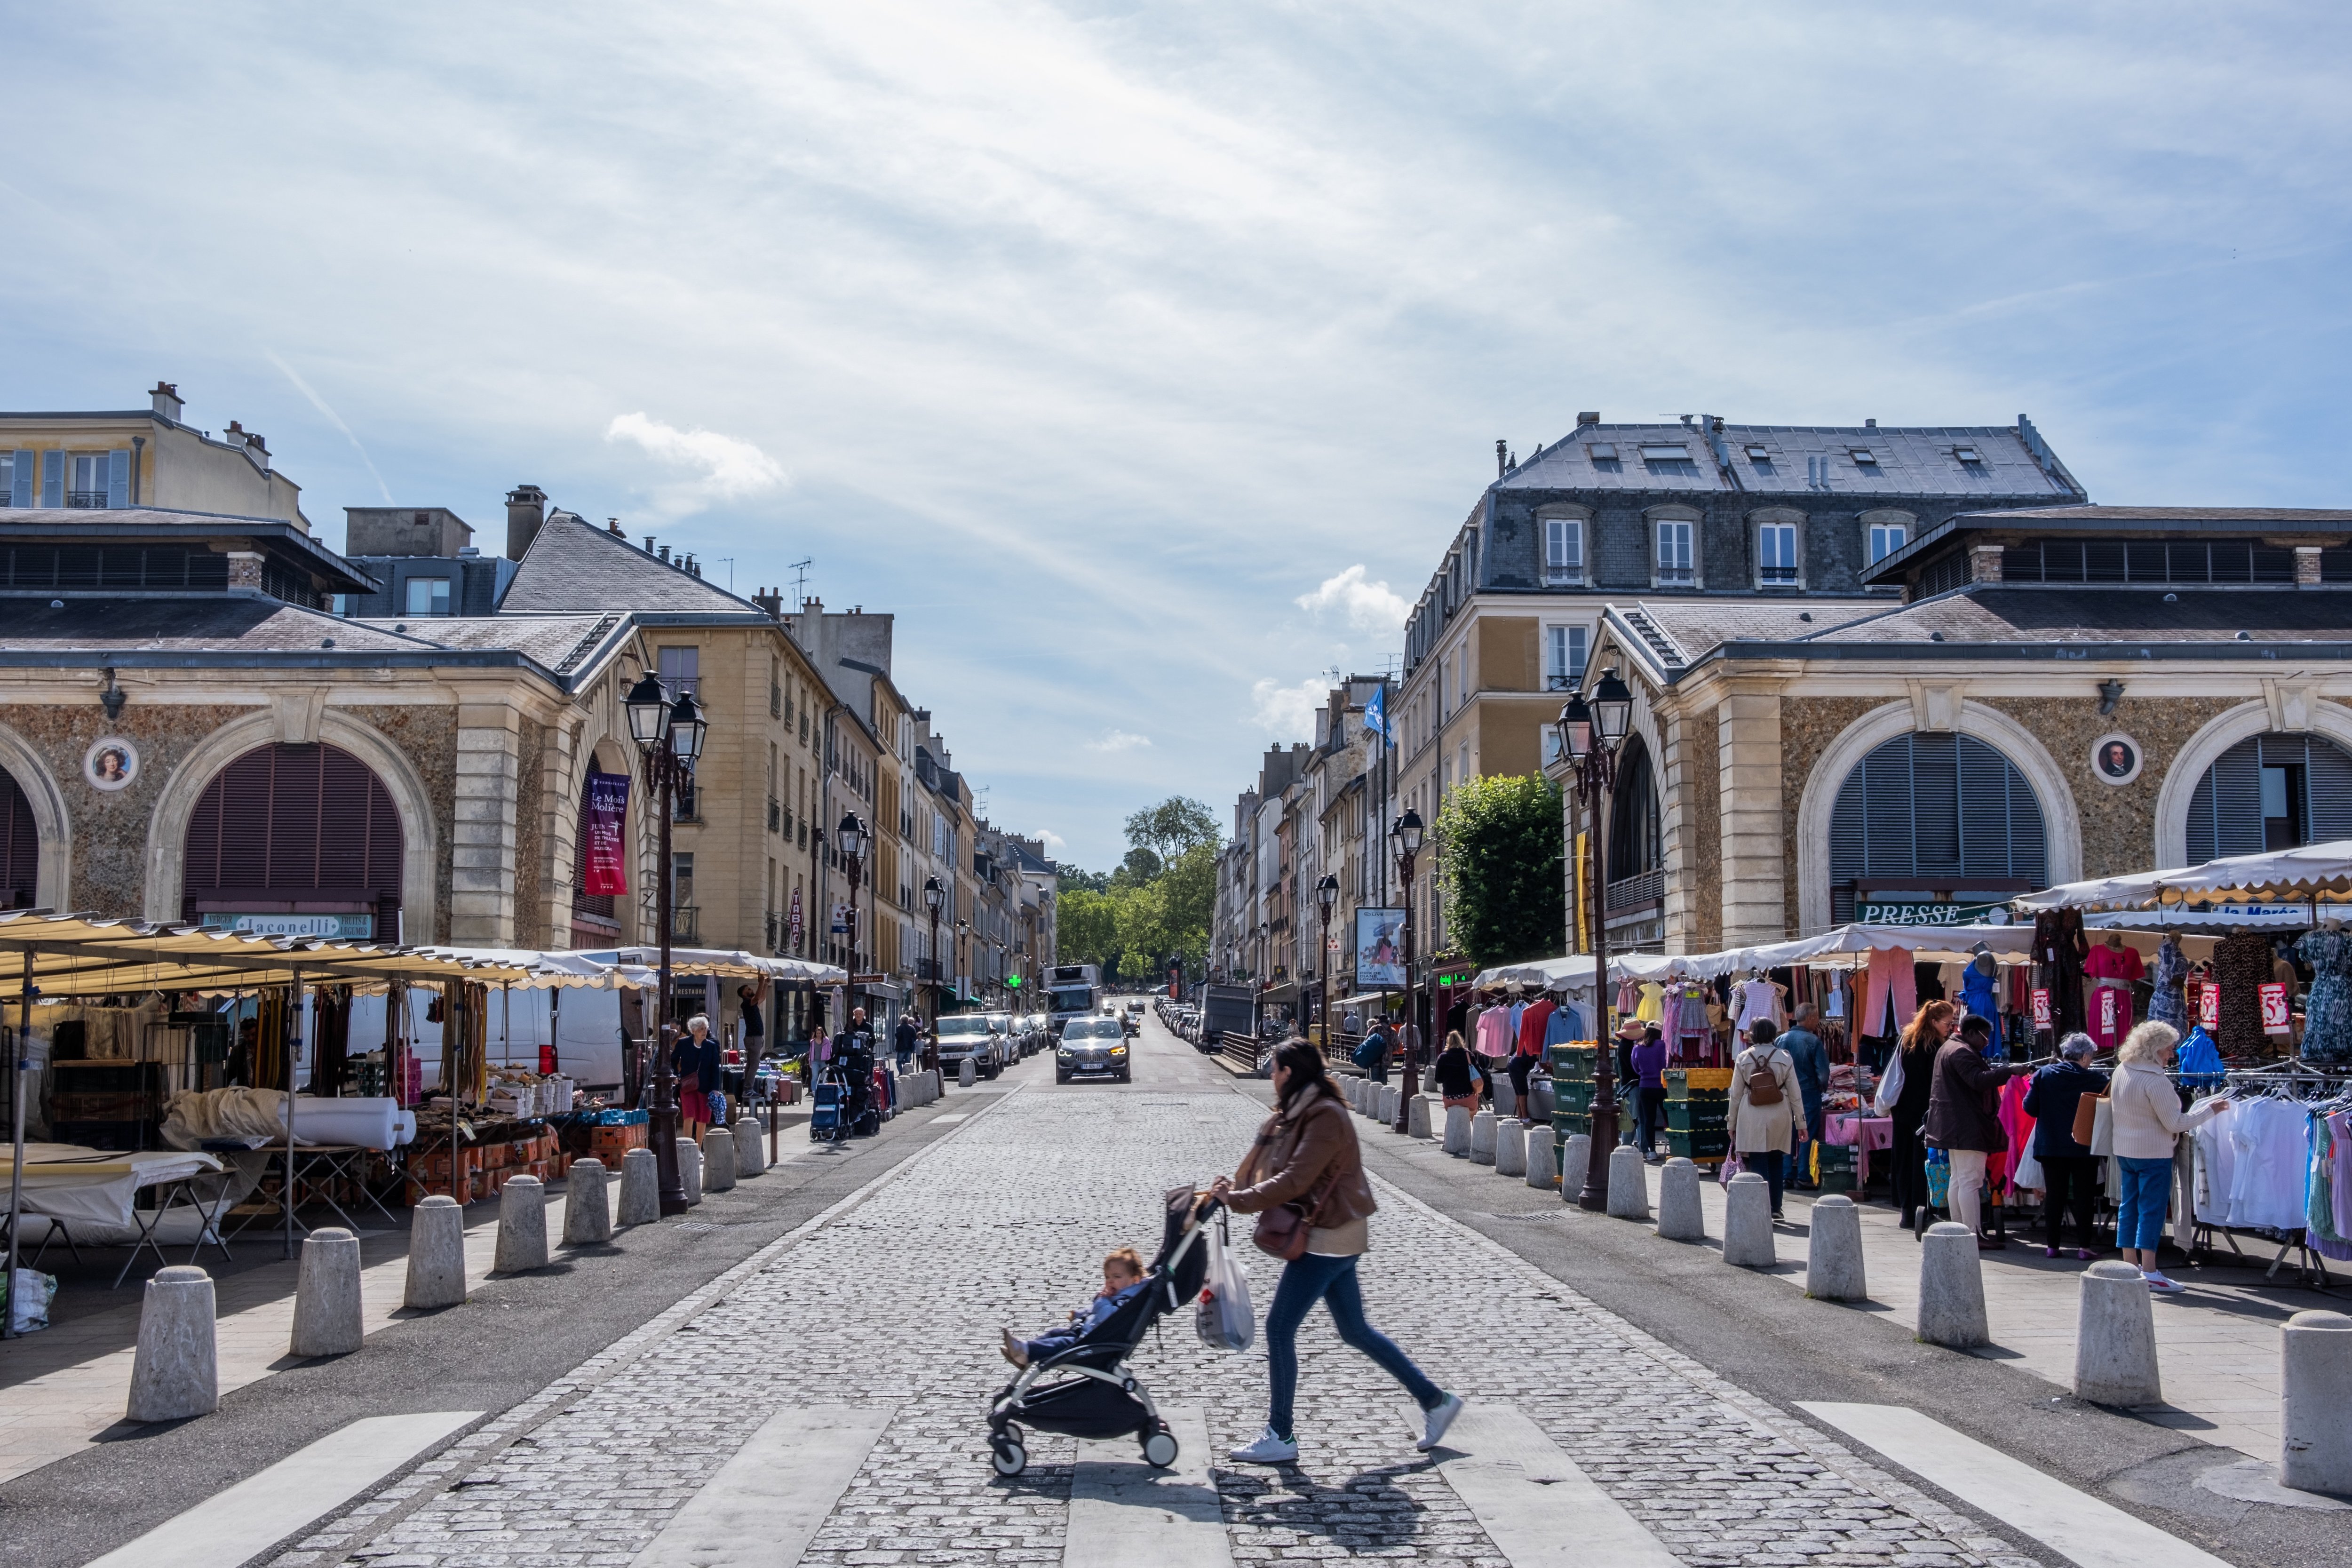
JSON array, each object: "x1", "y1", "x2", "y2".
[{"x1": 1000, "y1": 1247, "x2": 1148, "y2": 1369}]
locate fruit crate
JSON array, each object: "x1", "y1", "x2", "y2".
[
  {"x1": 1665, "y1": 1068, "x2": 1734, "y2": 1098},
  {"x1": 1553, "y1": 1109, "x2": 1590, "y2": 1139},
  {"x1": 1664, "y1": 1127, "x2": 1728, "y2": 1160},
  {"x1": 1554, "y1": 1079, "x2": 1597, "y2": 1114},
  {"x1": 1664, "y1": 1101, "x2": 1726, "y2": 1133},
  {"x1": 1549, "y1": 1044, "x2": 1597, "y2": 1082}
]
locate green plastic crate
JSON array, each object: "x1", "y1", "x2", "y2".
[
  {"x1": 1664, "y1": 1127, "x2": 1728, "y2": 1159},
  {"x1": 1664, "y1": 1102, "x2": 1726, "y2": 1132}
]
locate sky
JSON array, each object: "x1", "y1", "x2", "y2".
[{"x1": 7, "y1": 3, "x2": 2350, "y2": 870}]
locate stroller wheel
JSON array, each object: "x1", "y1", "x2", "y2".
[
  {"x1": 1141, "y1": 1426, "x2": 1179, "y2": 1468},
  {"x1": 990, "y1": 1437, "x2": 1028, "y2": 1477}
]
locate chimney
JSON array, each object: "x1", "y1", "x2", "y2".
[
  {"x1": 607, "y1": 517, "x2": 624, "y2": 535},
  {"x1": 752, "y1": 588, "x2": 784, "y2": 618},
  {"x1": 151, "y1": 382, "x2": 184, "y2": 422},
  {"x1": 505, "y1": 484, "x2": 548, "y2": 561},
  {"x1": 1495, "y1": 439, "x2": 1508, "y2": 478},
  {"x1": 222, "y1": 420, "x2": 249, "y2": 450},
  {"x1": 1576, "y1": 411, "x2": 1600, "y2": 426},
  {"x1": 658, "y1": 544, "x2": 671, "y2": 562}
]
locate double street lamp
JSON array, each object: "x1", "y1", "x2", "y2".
[
  {"x1": 623, "y1": 669, "x2": 710, "y2": 1217},
  {"x1": 1314, "y1": 873, "x2": 1338, "y2": 1053},
  {"x1": 836, "y1": 812, "x2": 869, "y2": 1028},
  {"x1": 1387, "y1": 806, "x2": 1424, "y2": 1134},
  {"x1": 1559, "y1": 666, "x2": 1634, "y2": 1211},
  {"x1": 923, "y1": 875, "x2": 945, "y2": 1069}
]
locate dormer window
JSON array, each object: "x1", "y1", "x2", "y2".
[{"x1": 1542, "y1": 515, "x2": 1584, "y2": 585}]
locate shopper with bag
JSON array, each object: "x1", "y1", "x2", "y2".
[
  {"x1": 1923, "y1": 1014, "x2": 2027, "y2": 1246},
  {"x1": 2111, "y1": 1020, "x2": 2230, "y2": 1293},
  {"x1": 1886, "y1": 1000, "x2": 1952, "y2": 1233},
  {"x1": 1211, "y1": 1038, "x2": 1462, "y2": 1465},
  {"x1": 1727, "y1": 1019, "x2": 1801, "y2": 1218},
  {"x1": 2022, "y1": 1032, "x2": 2108, "y2": 1259}
]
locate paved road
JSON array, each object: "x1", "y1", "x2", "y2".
[{"x1": 16, "y1": 1011, "x2": 2348, "y2": 1568}]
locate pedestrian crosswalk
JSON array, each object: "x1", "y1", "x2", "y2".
[
  {"x1": 1065, "y1": 1405, "x2": 1230, "y2": 1568},
  {"x1": 629, "y1": 1404, "x2": 894, "y2": 1567},
  {"x1": 79, "y1": 1410, "x2": 481, "y2": 1568},
  {"x1": 1410, "y1": 1401, "x2": 1683, "y2": 1567},
  {"x1": 1800, "y1": 1402, "x2": 2233, "y2": 1568}
]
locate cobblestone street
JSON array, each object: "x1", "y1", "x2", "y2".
[{"x1": 259, "y1": 1026, "x2": 2048, "y2": 1568}]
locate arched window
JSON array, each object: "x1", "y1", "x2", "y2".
[
  {"x1": 0, "y1": 768, "x2": 36, "y2": 910},
  {"x1": 1608, "y1": 738, "x2": 1663, "y2": 880},
  {"x1": 2184, "y1": 732, "x2": 2352, "y2": 860},
  {"x1": 182, "y1": 744, "x2": 404, "y2": 939},
  {"x1": 1828, "y1": 732, "x2": 2047, "y2": 923}
]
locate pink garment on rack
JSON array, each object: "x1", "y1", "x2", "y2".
[
  {"x1": 1856, "y1": 948, "x2": 1916, "y2": 1039},
  {"x1": 1994, "y1": 1075, "x2": 2035, "y2": 1193},
  {"x1": 2084, "y1": 942, "x2": 2143, "y2": 1051},
  {"x1": 1474, "y1": 1008, "x2": 1513, "y2": 1059}
]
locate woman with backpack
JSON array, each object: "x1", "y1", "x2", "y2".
[{"x1": 1728, "y1": 1019, "x2": 1801, "y2": 1218}]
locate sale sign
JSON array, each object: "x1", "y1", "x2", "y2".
[
  {"x1": 2195, "y1": 981, "x2": 2219, "y2": 1031},
  {"x1": 2260, "y1": 981, "x2": 2291, "y2": 1035},
  {"x1": 2098, "y1": 987, "x2": 2120, "y2": 1040},
  {"x1": 2031, "y1": 988, "x2": 2051, "y2": 1030}
]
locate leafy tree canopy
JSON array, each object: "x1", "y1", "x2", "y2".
[
  {"x1": 1049, "y1": 799, "x2": 1221, "y2": 986},
  {"x1": 1435, "y1": 773, "x2": 1565, "y2": 970}
]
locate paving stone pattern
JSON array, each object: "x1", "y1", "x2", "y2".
[{"x1": 276, "y1": 1086, "x2": 2043, "y2": 1567}]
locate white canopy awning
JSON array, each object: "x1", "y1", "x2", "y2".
[
  {"x1": 2011, "y1": 840, "x2": 2352, "y2": 914},
  {"x1": 1469, "y1": 955, "x2": 1601, "y2": 992},
  {"x1": 1600, "y1": 922, "x2": 2215, "y2": 983}
]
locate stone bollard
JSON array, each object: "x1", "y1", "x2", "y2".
[
  {"x1": 564, "y1": 1158, "x2": 612, "y2": 1245},
  {"x1": 289, "y1": 1227, "x2": 364, "y2": 1358},
  {"x1": 677, "y1": 1139, "x2": 704, "y2": 1205},
  {"x1": 1722, "y1": 1171, "x2": 1775, "y2": 1266},
  {"x1": 1805, "y1": 1195, "x2": 1867, "y2": 1300},
  {"x1": 1378, "y1": 1086, "x2": 1398, "y2": 1124},
  {"x1": 1494, "y1": 1118, "x2": 1526, "y2": 1178},
  {"x1": 2075, "y1": 1261, "x2": 2162, "y2": 1407},
  {"x1": 960, "y1": 1056, "x2": 977, "y2": 1089},
  {"x1": 1409, "y1": 1095, "x2": 1435, "y2": 1139},
  {"x1": 1494, "y1": 1077, "x2": 1518, "y2": 1119},
  {"x1": 405, "y1": 1194, "x2": 468, "y2": 1309},
  {"x1": 1606, "y1": 1145, "x2": 1651, "y2": 1221},
  {"x1": 1558, "y1": 1132, "x2": 1591, "y2": 1204},
  {"x1": 1656, "y1": 1157, "x2": 1705, "y2": 1241},
  {"x1": 1917, "y1": 1222, "x2": 1990, "y2": 1348},
  {"x1": 701, "y1": 1126, "x2": 738, "y2": 1193},
  {"x1": 1442, "y1": 1104, "x2": 1471, "y2": 1156},
  {"x1": 615, "y1": 1147, "x2": 660, "y2": 1227},
  {"x1": 735, "y1": 1117, "x2": 766, "y2": 1177},
  {"x1": 127, "y1": 1266, "x2": 217, "y2": 1423},
  {"x1": 2282, "y1": 1310, "x2": 2352, "y2": 1495},
  {"x1": 1470, "y1": 1109, "x2": 1497, "y2": 1165},
  {"x1": 493, "y1": 1176, "x2": 549, "y2": 1274},
  {"x1": 1530, "y1": 1079, "x2": 1556, "y2": 1121},
  {"x1": 1524, "y1": 1123, "x2": 1556, "y2": 1189}
]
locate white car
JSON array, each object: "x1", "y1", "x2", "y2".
[{"x1": 934, "y1": 1015, "x2": 1009, "y2": 1078}]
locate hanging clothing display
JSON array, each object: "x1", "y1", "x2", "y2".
[
  {"x1": 1473, "y1": 1006, "x2": 1513, "y2": 1059},
  {"x1": 2297, "y1": 927, "x2": 2352, "y2": 1066},
  {"x1": 1999, "y1": 1075, "x2": 2042, "y2": 1192},
  {"x1": 2309, "y1": 1111, "x2": 2352, "y2": 1263},
  {"x1": 1854, "y1": 947, "x2": 1916, "y2": 1040},
  {"x1": 2223, "y1": 1096, "x2": 2315, "y2": 1231},
  {"x1": 1635, "y1": 981, "x2": 1663, "y2": 1024},
  {"x1": 1517, "y1": 997, "x2": 1556, "y2": 1055},
  {"x1": 2082, "y1": 939, "x2": 2143, "y2": 1052},
  {"x1": 1732, "y1": 977, "x2": 1780, "y2": 1035},
  {"x1": 2175, "y1": 1026, "x2": 2226, "y2": 1092},
  {"x1": 1960, "y1": 958, "x2": 1999, "y2": 1025},
  {"x1": 2032, "y1": 908, "x2": 2089, "y2": 1037},
  {"x1": 1824, "y1": 971, "x2": 1846, "y2": 1020},
  {"x1": 2214, "y1": 930, "x2": 2274, "y2": 1059},
  {"x1": 1544, "y1": 1000, "x2": 1591, "y2": 1046},
  {"x1": 2148, "y1": 935, "x2": 2188, "y2": 1029}
]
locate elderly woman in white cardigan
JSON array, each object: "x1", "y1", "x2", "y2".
[
  {"x1": 2110, "y1": 1020, "x2": 2229, "y2": 1293},
  {"x1": 1728, "y1": 1019, "x2": 1802, "y2": 1220}
]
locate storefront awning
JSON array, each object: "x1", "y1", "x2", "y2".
[
  {"x1": 2011, "y1": 839, "x2": 2352, "y2": 914},
  {"x1": 569, "y1": 946, "x2": 848, "y2": 987},
  {"x1": 1590, "y1": 922, "x2": 2217, "y2": 985},
  {"x1": 0, "y1": 912, "x2": 543, "y2": 1000},
  {"x1": 1469, "y1": 955, "x2": 1601, "y2": 992}
]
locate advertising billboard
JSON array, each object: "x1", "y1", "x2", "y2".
[{"x1": 1354, "y1": 907, "x2": 1406, "y2": 990}]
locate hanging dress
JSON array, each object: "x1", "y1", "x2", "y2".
[
  {"x1": 2082, "y1": 941, "x2": 2144, "y2": 1052},
  {"x1": 2148, "y1": 935, "x2": 2187, "y2": 1028},
  {"x1": 2214, "y1": 930, "x2": 2275, "y2": 1059},
  {"x1": 2296, "y1": 927, "x2": 2352, "y2": 1066},
  {"x1": 1960, "y1": 960, "x2": 2000, "y2": 1024},
  {"x1": 2032, "y1": 909, "x2": 2090, "y2": 1037}
]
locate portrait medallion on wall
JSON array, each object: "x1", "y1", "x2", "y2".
[
  {"x1": 2090, "y1": 732, "x2": 2142, "y2": 786},
  {"x1": 84, "y1": 737, "x2": 140, "y2": 792}
]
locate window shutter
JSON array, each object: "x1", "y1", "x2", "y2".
[
  {"x1": 2207, "y1": 739, "x2": 2264, "y2": 858},
  {"x1": 1829, "y1": 767, "x2": 1867, "y2": 920},
  {"x1": 0, "y1": 767, "x2": 36, "y2": 907},
  {"x1": 1860, "y1": 736, "x2": 1914, "y2": 879},
  {"x1": 2307, "y1": 738, "x2": 2352, "y2": 843},
  {"x1": 1910, "y1": 733, "x2": 1961, "y2": 875},
  {"x1": 2184, "y1": 770, "x2": 2217, "y2": 865},
  {"x1": 107, "y1": 449, "x2": 130, "y2": 507},
  {"x1": 40, "y1": 451, "x2": 63, "y2": 508},
  {"x1": 1957, "y1": 736, "x2": 2011, "y2": 880},
  {"x1": 9, "y1": 450, "x2": 33, "y2": 508}
]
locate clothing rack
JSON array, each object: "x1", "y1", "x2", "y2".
[{"x1": 2182, "y1": 1064, "x2": 2352, "y2": 1290}]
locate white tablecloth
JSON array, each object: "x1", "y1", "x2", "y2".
[{"x1": 4, "y1": 1143, "x2": 226, "y2": 1232}]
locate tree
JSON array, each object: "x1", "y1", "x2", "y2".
[
  {"x1": 1111, "y1": 846, "x2": 1163, "y2": 888},
  {"x1": 1124, "y1": 797, "x2": 1218, "y2": 863},
  {"x1": 1057, "y1": 887, "x2": 1119, "y2": 974},
  {"x1": 1435, "y1": 774, "x2": 1565, "y2": 969}
]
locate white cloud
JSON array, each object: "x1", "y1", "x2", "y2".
[
  {"x1": 1033, "y1": 828, "x2": 1067, "y2": 856},
  {"x1": 604, "y1": 412, "x2": 787, "y2": 517},
  {"x1": 1295, "y1": 565, "x2": 1408, "y2": 635},
  {"x1": 1250, "y1": 677, "x2": 1326, "y2": 740},
  {"x1": 1085, "y1": 729, "x2": 1152, "y2": 752}
]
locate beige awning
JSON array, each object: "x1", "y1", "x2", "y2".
[{"x1": 0, "y1": 912, "x2": 542, "y2": 1001}]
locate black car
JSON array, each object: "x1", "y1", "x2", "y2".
[{"x1": 1056, "y1": 1016, "x2": 1131, "y2": 1083}]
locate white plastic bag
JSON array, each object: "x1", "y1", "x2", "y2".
[
  {"x1": 1872, "y1": 1050, "x2": 1905, "y2": 1117},
  {"x1": 8, "y1": 1267, "x2": 56, "y2": 1334},
  {"x1": 1195, "y1": 1215, "x2": 1254, "y2": 1352}
]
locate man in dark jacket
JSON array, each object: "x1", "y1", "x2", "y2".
[
  {"x1": 2022, "y1": 1032, "x2": 2108, "y2": 1258},
  {"x1": 1779, "y1": 1004, "x2": 1830, "y2": 1188},
  {"x1": 1924, "y1": 1014, "x2": 2026, "y2": 1245},
  {"x1": 1353, "y1": 1021, "x2": 1392, "y2": 1085},
  {"x1": 893, "y1": 1013, "x2": 921, "y2": 1070}
]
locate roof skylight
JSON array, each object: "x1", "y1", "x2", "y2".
[
  {"x1": 1638, "y1": 444, "x2": 1689, "y2": 461},
  {"x1": 1588, "y1": 443, "x2": 1617, "y2": 460},
  {"x1": 1745, "y1": 445, "x2": 1772, "y2": 461},
  {"x1": 1954, "y1": 446, "x2": 1983, "y2": 463},
  {"x1": 1850, "y1": 449, "x2": 1878, "y2": 465}
]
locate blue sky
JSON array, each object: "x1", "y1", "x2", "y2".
[{"x1": 7, "y1": 3, "x2": 2348, "y2": 870}]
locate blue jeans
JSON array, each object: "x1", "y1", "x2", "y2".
[
  {"x1": 2117, "y1": 1156, "x2": 2173, "y2": 1252},
  {"x1": 1746, "y1": 1149, "x2": 1787, "y2": 1213},
  {"x1": 1265, "y1": 1253, "x2": 1442, "y2": 1440}
]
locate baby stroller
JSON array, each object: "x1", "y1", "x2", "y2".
[{"x1": 986, "y1": 1184, "x2": 1217, "y2": 1477}]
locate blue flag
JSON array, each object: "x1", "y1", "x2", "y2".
[{"x1": 1364, "y1": 684, "x2": 1391, "y2": 746}]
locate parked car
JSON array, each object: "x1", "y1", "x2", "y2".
[
  {"x1": 1056, "y1": 1015, "x2": 1131, "y2": 1084},
  {"x1": 935, "y1": 1014, "x2": 1009, "y2": 1078}
]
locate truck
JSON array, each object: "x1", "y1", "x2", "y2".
[
  {"x1": 1044, "y1": 963, "x2": 1101, "y2": 1039},
  {"x1": 1198, "y1": 983, "x2": 1257, "y2": 1054}
]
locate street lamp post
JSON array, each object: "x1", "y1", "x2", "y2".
[
  {"x1": 923, "y1": 875, "x2": 945, "y2": 1070},
  {"x1": 836, "y1": 813, "x2": 869, "y2": 1027},
  {"x1": 1314, "y1": 873, "x2": 1338, "y2": 1055},
  {"x1": 1560, "y1": 667, "x2": 1634, "y2": 1211},
  {"x1": 1388, "y1": 808, "x2": 1424, "y2": 1134},
  {"x1": 624, "y1": 671, "x2": 709, "y2": 1217}
]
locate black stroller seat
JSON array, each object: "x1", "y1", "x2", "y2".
[{"x1": 985, "y1": 1183, "x2": 1217, "y2": 1476}]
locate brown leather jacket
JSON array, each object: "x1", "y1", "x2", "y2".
[{"x1": 1229, "y1": 1091, "x2": 1376, "y2": 1227}]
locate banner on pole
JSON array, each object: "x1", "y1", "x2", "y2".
[{"x1": 582, "y1": 770, "x2": 631, "y2": 896}]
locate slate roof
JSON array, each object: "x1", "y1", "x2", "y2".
[
  {"x1": 501, "y1": 512, "x2": 763, "y2": 615},
  {"x1": 0, "y1": 505, "x2": 376, "y2": 590},
  {"x1": 0, "y1": 597, "x2": 434, "y2": 654},
  {"x1": 349, "y1": 612, "x2": 630, "y2": 676},
  {"x1": 1796, "y1": 588, "x2": 2352, "y2": 646},
  {"x1": 1496, "y1": 422, "x2": 2081, "y2": 500}
]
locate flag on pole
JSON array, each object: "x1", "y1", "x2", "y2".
[{"x1": 1364, "y1": 683, "x2": 1391, "y2": 746}]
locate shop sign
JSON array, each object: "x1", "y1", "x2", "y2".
[
  {"x1": 789, "y1": 888, "x2": 803, "y2": 947},
  {"x1": 207, "y1": 911, "x2": 375, "y2": 939},
  {"x1": 1856, "y1": 901, "x2": 2004, "y2": 927},
  {"x1": 2260, "y1": 981, "x2": 2291, "y2": 1035},
  {"x1": 2196, "y1": 981, "x2": 2219, "y2": 1030}
]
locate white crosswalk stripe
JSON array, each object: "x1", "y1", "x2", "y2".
[
  {"x1": 628, "y1": 1404, "x2": 895, "y2": 1568},
  {"x1": 1799, "y1": 1402, "x2": 2231, "y2": 1568},
  {"x1": 1065, "y1": 1405, "x2": 1231, "y2": 1568},
  {"x1": 79, "y1": 1410, "x2": 481, "y2": 1568},
  {"x1": 1409, "y1": 1401, "x2": 1683, "y2": 1567}
]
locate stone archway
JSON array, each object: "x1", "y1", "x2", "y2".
[{"x1": 0, "y1": 721, "x2": 70, "y2": 910}]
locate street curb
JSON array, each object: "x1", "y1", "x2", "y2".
[{"x1": 263, "y1": 1085, "x2": 1029, "y2": 1568}]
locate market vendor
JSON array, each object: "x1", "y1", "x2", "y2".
[{"x1": 674, "y1": 1014, "x2": 722, "y2": 1139}]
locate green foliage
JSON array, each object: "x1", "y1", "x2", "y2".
[
  {"x1": 1056, "y1": 888, "x2": 1119, "y2": 973},
  {"x1": 1435, "y1": 773, "x2": 1565, "y2": 969},
  {"x1": 1049, "y1": 805, "x2": 1221, "y2": 985},
  {"x1": 1123, "y1": 797, "x2": 1218, "y2": 862}
]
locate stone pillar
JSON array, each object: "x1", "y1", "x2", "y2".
[
  {"x1": 1442, "y1": 1104, "x2": 1471, "y2": 1156},
  {"x1": 224, "y1": 550, "x2": 265, "y2": 591},
  {"x1": 1558, "y1": 1132, "x2": 1590, "y2": 1204},
  {"x1": 1468, "y1": 1109, "x2": 1497, "y2": 1164},
  {"x1": 677, "y1": 1138, "x2": 704, "y2": 1205},
  {"x1": 701, "y1": 1124, "x2": 738, "y2": 1192},
  {"x1": 1605, "y1": 1145, "x2": 1650, "y2": 1220},
  {"x1": 1721, "y1": 1171, "x2": 1774, "y2": 1266},
  {"x1": 616, "y1": 1147, "x2": 660, "y2": 1226},
  {"x1": 405, "y1": 1194, "x2": 468, "y2": 1308},
  {"x1": 1970, "y1": 543, "x2": 2005, "y2": 584},
  {"x1": 1917, "y1": 1222, "x2": 1990, "y2": 1348},
  {"x1": 2296, "y1": 546, "x2": 2323, "y2": 587},
  {"x1": 449, "y1": 703, "x2": 523, "y2": 945},
  {"x1": 2282, "y1": 1310, "x2": 2352, "y2": 1495},
  {"x1": 290, "y1": 1228, "x2": 364, "y2": 1357},
  {"x1": 1716, "y1": 685, "x2": 1786, "y2": 948},
  {"x1": 1805, "y1": 1195, "x2": 1867, "y2": 1300},
  {"x1": 564, "y1": 1158, "x2": 612, "y2": 1244},
  {"x1": 1656, "y1": 1157, "x2": 1705, "y2": 1241},
  {"x1": 493, "y1": 1176, "x2": 549, "y2": 1273},
  {"x1": 2074, "y1": 1261, "x2": 2162, "y2": 1407},
  {"x1": 1523, "y1": 1123, "x2": 1555, "y2": 1189},
  {"x1": 128, "y1": 1266, "x2": 218, "y2": 1422},
  {"x1": 1494, "y1": 1118, "x2": 1526, "y2": 1177}
]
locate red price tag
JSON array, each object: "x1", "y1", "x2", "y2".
[
  {"x1": 2031, "y1": 988, "x2": 2051, "y2": 1029},
  {"x1": 2260, "y1": 981, "x2": 2291, "y2": 1035},
  {"x1": 2196, "y1": 981, "x2": 2219, "y2": 1030},
  {"x1": 2098, "y1": 987, "x2": 2120, "y2": 1039}
]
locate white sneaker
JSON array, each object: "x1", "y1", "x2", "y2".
[
  {"x1": 2145, "y1": 1273, "x2": 2185, "y2": 1294},
  {"x1": 1228, "y1": 1426, "x2": 1298, "y2": 1464},
  {"x1": 1416, "y1": 1393, "x2": 1464, "y2": 1451}
]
